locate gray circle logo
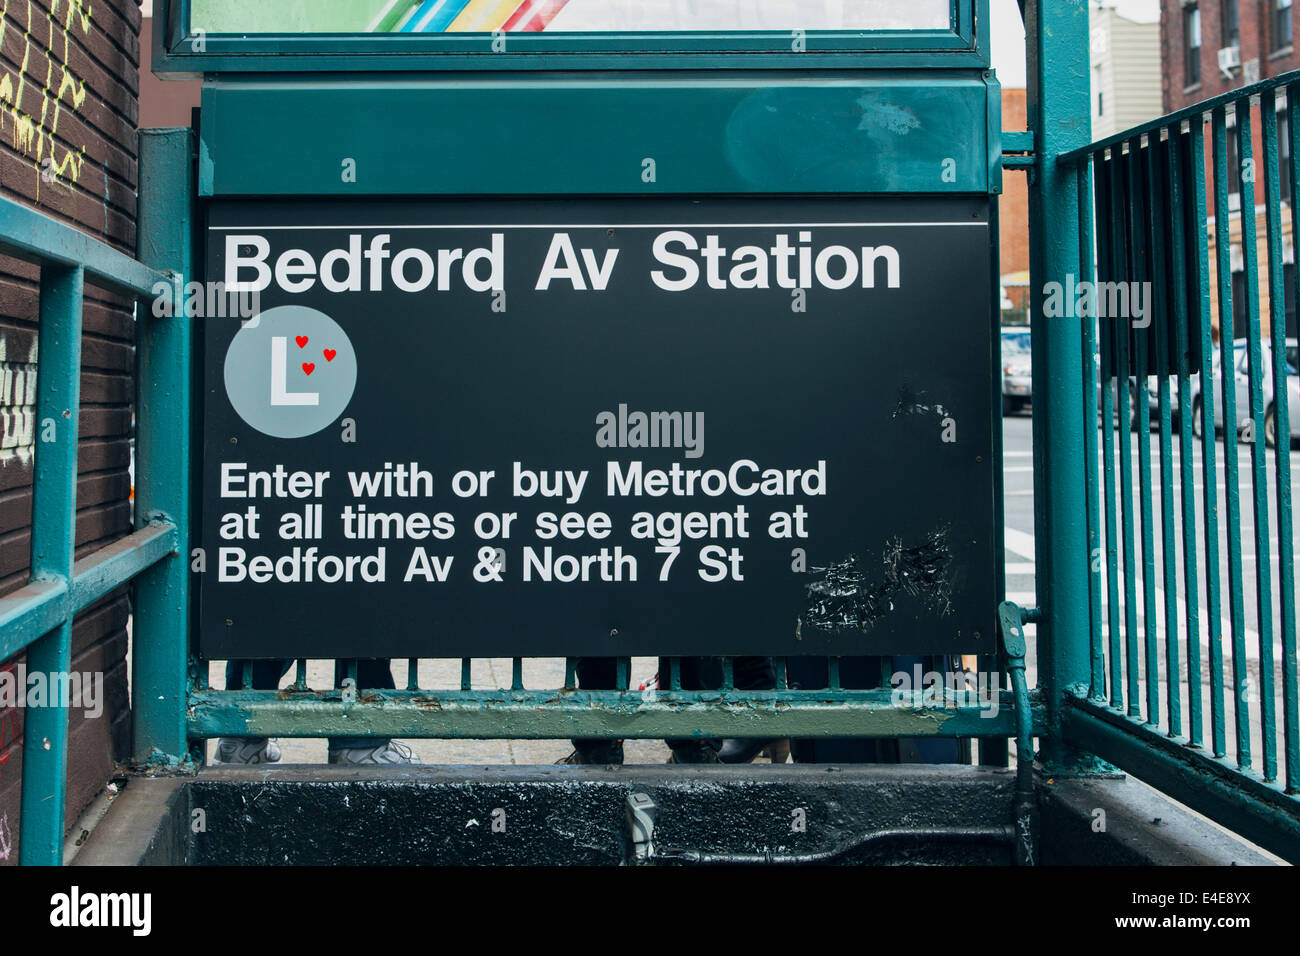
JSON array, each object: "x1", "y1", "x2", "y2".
[{"x1": 223, "y1": 305, "x2": 357, "y2": 439}]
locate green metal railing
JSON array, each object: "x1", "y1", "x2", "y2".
[
  {"x1": 188, "y1": 658, "x2": 1031, "y2": 743},
  {"x1": 0, "y1": 130, "x2": 191, "y2": 865},
  {"x1": 1058, "y1": 71, "x2": 1300, "y2": 860}
]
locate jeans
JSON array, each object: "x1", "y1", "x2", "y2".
[{"x1": 223, "y1": 659, "x2": 397, "y2": 751}]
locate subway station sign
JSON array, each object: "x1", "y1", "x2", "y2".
[{"x1": 198, "y1": 197, "x2": 997, "y2": 659}]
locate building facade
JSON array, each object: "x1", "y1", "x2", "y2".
[
  {"x1": 1092, "y1": 2, "x2": 1164, "y2": 139},
  {"x1": 1160, "y1": 0, "x2": 1299, "y2": 340},
  {"x1": 0, "y1": 0, "x2": 141, "y2": 863},
  {"x1": 1162, "y1": 0, "x2": 1300, "y2": 111}
]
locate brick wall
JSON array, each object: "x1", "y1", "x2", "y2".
[
  {"x1": 1162, "y1": 0, "x2": 1300, "y2": 113},
  {"x1": 1159, "y1": 2, "x2": 1299, "y2": 343},
  {"x1": 0, "y1": 0, "x2": 141, "y2": 864},
  {"x1": 999, "y1": 87, "x2": 1030, "y2": 279}
]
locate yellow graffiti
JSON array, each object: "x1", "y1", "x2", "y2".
[
  {"x1": 0, "y1": 0, "x2": 93, "y2": 195},
  {"x1": 51, "y1": 0, "x2": 91, "y2": 33}
]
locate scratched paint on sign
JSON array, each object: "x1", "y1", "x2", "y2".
[{"x1": 0, "y1": 0, "x2": 93, "y2": 194}]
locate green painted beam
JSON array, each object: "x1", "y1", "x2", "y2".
[
  {"x1": 1025, "y1": 0, "x2": 1093, "y2": 770},
  {"x1": 0, "y1": 524, "x2": 176, "y2": 663},
  {"x1": 133, "y1": 129, "x2": 197, "y2": 764},
  {"x1": 0, "y1": 196, "x2": 164, "y2": 299},
  {"x1": 199, "y1": 74, "x2": 999, "y2": 196},
  {"x1": 1059, "y1": 66, "x2": 1300, "y2": 165},
  {"x1": 69, "y1": 522, "x2": 179, "y2": 611},
  {"x1": 189, "y1": 688, "x2": 1042, "y2": 740},
  {"x1": 0, "y1": 578, "x2": 66, "y2": 661},
  {"x1": 1062, "y1": 696, "x2": 1300, "y2": 864},
  {"x1": 20, "y1": 263, "x2": 84, "y2": 866}
]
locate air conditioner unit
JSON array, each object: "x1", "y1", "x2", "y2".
[{"x1": 1218, "y1": 45, "x2": 1242, "y2": 75}]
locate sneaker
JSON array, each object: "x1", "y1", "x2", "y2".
[
  {"x1": 327, "y1": 740, "x2": 419, "y2": 765},
  {"x1": 556, "y1": 740, "x2": 624, "y2": 765},
  {"x1": 215, "y1": 737, "x2": 282, "y2": 764}
]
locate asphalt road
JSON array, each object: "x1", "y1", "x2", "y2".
[{"x1": 1001, "y1": 404, "x2": 1299, "y2": 781}]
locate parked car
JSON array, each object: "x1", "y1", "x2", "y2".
[
  {"x1": 1188, "y1": 338, "x2": 1299, "y2": 448},
  {"x1": 1001, "y1": 327, "x2": 1031, "y2": 415},
  {"x1": 1122, "y1": 373, "x2": 1184, "y2": 432}
]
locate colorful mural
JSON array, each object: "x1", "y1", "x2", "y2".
[{"x1": 189, "y1": 0, "x2": 949, "y2": 34}]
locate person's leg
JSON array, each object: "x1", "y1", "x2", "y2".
[
  {"x1": 561, "y1": 657, "x2": 622, "y2": 763},
  {"x1": 663, "y1": 656, "x2": 722, "y2": 761},
  {"x1": 224, "y1": 659, "x2": 293, "y2": 691},
  {"x1": 900, "y1": 655, "x2": 962, "y2": 764},
  {"x1": 787, "y1": 657, "x2": 909, "y2": 764},
  {"x1": 718, "y1": 657, "x2": 782, "y2": 762},
  {"x1": 216, "y1": 660, "x2": 293, "y2": 763},
  {"x1": 327, "y1": 660, "x2": 417, "y2": 763},
  {"x1": 733, "y1": 656, "x2": 776, "y2": 691}
]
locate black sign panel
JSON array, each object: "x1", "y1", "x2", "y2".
[{"x1": 199, "y1": 197, "x2": 997, "y2": 659}]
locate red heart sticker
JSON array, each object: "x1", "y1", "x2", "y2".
[
  {"x1": 302, "y1": 362, "x2": 315, "y2": 376},
  {"x1": 295, "y1": 336, "x2": 309, "y2": 348},
  {"x1": 323, "y1": 349, "x2": 337, "y2": 362}
]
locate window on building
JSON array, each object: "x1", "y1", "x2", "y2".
[
  {"x1": 1096, "y1": 66, "x2": 1104, "y2": 116},
  {"x1": 1186, "y1": 4, "x2": 1202, "y2": 84},
  {"x1": 1223, "y1": 0, "x2": 1240, "y2": 47},
  {"x1": 1276, "y1": 0, "x2": 1294, "y2": 52}
]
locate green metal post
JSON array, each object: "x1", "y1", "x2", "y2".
[
  {"x1": 19, "y1": 264, "x2": 84, "y2": 865},
  {"x1": 132, "y1": 128, "x2": 196, "y2": 763},
  {"x1": 1025, "y1": 0, "x2": 1093, "y2": 768}
]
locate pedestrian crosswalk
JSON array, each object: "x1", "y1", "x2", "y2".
[{"x1": 1002, "y1": 525, "x2": 1262, "y2": 664}]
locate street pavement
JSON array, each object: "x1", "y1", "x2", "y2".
[{"x1": 1001, "y1": 407, "x2": 1299, "y2": 781}]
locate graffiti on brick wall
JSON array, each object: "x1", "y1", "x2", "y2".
[
  {"x1": 0, "y1": 335, "x2": 38, "y2": 466},
  {"x1": 0, "y1": 0, "x2": 93, "y2": 194}
]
